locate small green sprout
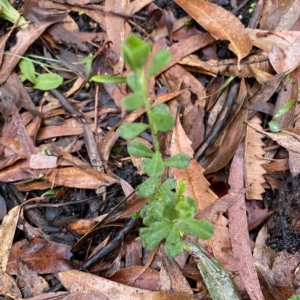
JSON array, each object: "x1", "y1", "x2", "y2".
[
  {"x1": 268, "y1": 99, "x2": 295, "y2": 132},
  {"x1": 248, "y1": 3, "x2": 256, "y2": 13},
  {"x1": 0, "y1": 0, "x2": 27, "y2": 28}
]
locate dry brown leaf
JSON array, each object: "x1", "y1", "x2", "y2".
[
  {"x1": 249, "y1": 125, "x2": 300, "y2": 154},
  {"x1": 45, "y1": 167, "x2": 116, "y2": 189},
  {"x1": 104, "y1": 0, "x2": 126, "y2": 74},
  {"x1": 0, "y1": 206, "x2": 20, "y2": 271},
  {"x1": 173, "y1": 0, "x2": 252, "y2": 64},
  {"x1": 0, "y1": 22, "x2": 55, "y2": 85},
  {"x1": 170, "y1": 115, "x2": 218, "y2": 211},
  {"x1": 228, "y1": 142, "x2": 265, "y2": 300},
  {"x1": 269, "y1": 38, "x2": 300, "y2": 73},
  {"x1": 59, "y1": 270, "x2": 195, "y2": 300},
  {"x1": 245, "y1": 116, "x2": 267, "y2": 200},
  {"x1": 7, "y1": 238, "x2": 73, "y2": 275},
  {"x1": 109, "y1": 266, "x2": 159, "y2": 291},
  {"x1": 260, "y1": 0, "x2": 300, "y2": 30},
  {"x1": 245, "y1": 29, "x2": 291, "y2": 53}
]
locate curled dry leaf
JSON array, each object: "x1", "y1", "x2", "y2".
[{"x1": 173, "y1": 0, "x2": 252, "y2": 64}]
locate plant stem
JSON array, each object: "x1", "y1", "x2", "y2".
[{"x1": 139, "y1": 70, "x2": 160, "y2": 154}]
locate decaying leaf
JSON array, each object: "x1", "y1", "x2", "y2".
[
  {"x1": 228, "y1": 143, "x2": 265, "y2": 300},
  {"x1": 7, "y1": 238, "x2": 73, "y2": 275},
  {"x1": 173, "y1": 0, "x2": 252, "y2": 64},
  {"x1": 59, "y1": 270, "x2": 195, "y2": 300},
  {"x1": 245, "y1": 116, "x2": 267, "y2": 200}
]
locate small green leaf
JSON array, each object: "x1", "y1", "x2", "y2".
[
  {"x1": 136, "y1": 177, "x2": 160, "y2": 198},
  {"x1": 176, "y1": 196, "x2": 197, "y2": 219},
  {"x1": 128, "y1": 140, "x2": 154, "y2": 157},
  {"x1": 164, "y1": 226, "x2": 184, "y2": 257},
  {"x1": 158, "y1": 178, "x2": 177, "y2": 203},
  {"x1": 139, "y1": 220, "x2": 172, "y2": 250},
  {"x1": 90, "y1": 75, "x2": 127, "y2": 84},
  {"x1": 34, "y1": 73, "x2": 63, "y2": 90},
  {"x1": 122, "y1": 35, "x2": 151, "y2": 71},
  {"x1": 164, "y1": 153, "x2": 190, "y2": 169},
  {"x1": 142, "y1": 152, "x2": 165, "y2": 177},
  {"x1": 140, "y1": 200, "x2": 164, "y2": 226},
  {"x1": 288, "y1": 296, "x2": 300, "y2": 300},
  {"x1": 177, "y1": 219, "x2": 214, "y2": 240},
  {"x1": 18, "y1": 58, "x2": 36, "y2": 83},
  {"x1": 127, "y1": 72, "x2": 143, "y2": 93},
  {"x1": 82, "y1": 53, "x2": 93, "y2": 78},
  {"x1": 41, "y1": 189, "x2": 56, "y2": 197},
  {"x1": 268, "y1": 120, "x2": 282, "y2": 132},
  {"x1": 163, "y1": 202, "x2": 180, "y2": 220},
  {"x1": 122, "y1": 93, "x2": 145, "y2": 110},
  {"x1": 147, "y1": 49, "x2": 171, "y2": 77},
  {"x1": 273, "y1": 99, "x2": 295, "y2": 119},
  {"x1": 118, "y1": 123, "x2": 149, "y2": 139},
  {"x1": 152, "y1": 103, "x2": 170, "y2": 115},
  {"x1": 152, "y1": 113, "x2": 175, "y2": 133}
]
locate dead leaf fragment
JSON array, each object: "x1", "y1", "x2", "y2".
[
  {"x1": 173, "y1": 0, "x2": 252, "y2": 63},
  {"x1": 245, "y1": 116, "x2": 267, "y2": 200}
]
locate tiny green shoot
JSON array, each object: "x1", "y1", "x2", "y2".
[
  {"x1": 268, "y1": 99, "x2": 295, "y2": 132},
  {"x1": 18, "y1": 57, "x2": 64, "y2": 90},
  {"x1": 248, "y1": 3, "x2": 256, "y2": 13}
]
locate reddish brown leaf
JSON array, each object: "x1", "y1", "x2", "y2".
[
  {"x1": 228, "y1": 142, "x2": 265, "y2": 300},
  {"x1": 0, "y1": 22, "x2": 55, "y2": 85},
  {"x1": 7, "y1": 238, "x2": 73, "y2": 275}
]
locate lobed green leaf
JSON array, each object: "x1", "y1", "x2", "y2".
[
  {"x1": 164, "y1": 153, "x2": 190, "y2": 169},
  {"x1": 122, "y1": 93, "x2": 144, "y2": 110},
  {"x1": 118, "y1": 123, "x2": 149, "y2": 139},
  {"x1": 147, "y1": 49, "x2": 171, "y2": 78},
  {"x1": 164, "y1": 226, "x2": 184, "y2": 257},
  {"x1": 136, "y1": 176, "x2": 160, "y2": 198},
  {"x1": 139, "y1": 221, "x2": 172, "y2": 250},
  {"x1": 152, "y1": 113, "x2": 175, "y2": 133},
  {"x1": 177, "y1": 219, "x2": 214, "y2": 240},
  {"x1": 128, "y1": 140, "x2": 154, "y2": 157},
  {"x1": 142, "y1": 152, "x2": 165, "y2": 177}
]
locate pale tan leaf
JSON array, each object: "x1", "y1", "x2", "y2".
[
  {"x1": 173, "y1": 0, "x2": 252, "y2": 63},
  {"x1": 260, "y1": 0, "x2": 300, "y2": 30},
  {"x1": 59, "y1": 270, "x2": 195, "y2": 300},
  {"x1": 245, "y1": 116, "x2": 267, "y2": 200},
  {"x1": 0, "y1": 206, "x2": 20, "y2": 271},
  {"x1": 248, "y1": 125, "x2": 300, "y2": 154},
  {"x1": 170, "y1": 116, "x2": 218, "y2": 211},
  {"x1": 269, "y1": 39, "x2": 300, "y2": 73}
]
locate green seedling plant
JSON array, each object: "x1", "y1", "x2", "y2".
[
  {"x1": 289, "y1": 295, "x2": 300, "y2": 300},
  {"x1": 18, "y1": 57, "x2": 64, "y2": 91},
  {"x1": 91, "y1": 34, "x2": 214, "y2": 257},
  {"x1": 268, "y1": 99, "x2": 295, "y2": 132},
  {"x1": 248, "y1": 3, "x2": 256, "y2": 13}
]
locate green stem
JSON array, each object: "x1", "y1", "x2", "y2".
[{"x1": 139, "y1": 70, "x2": 160, "y2": 154}]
